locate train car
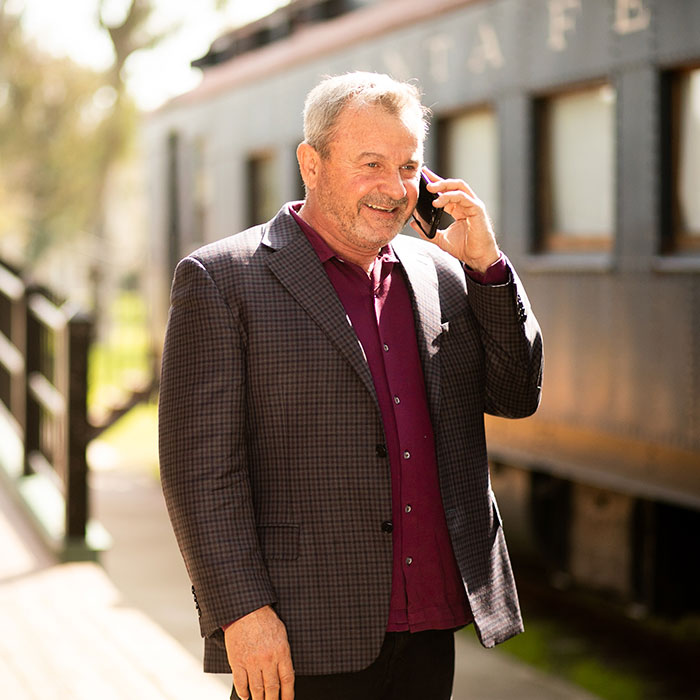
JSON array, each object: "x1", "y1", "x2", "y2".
[{"x1": 143, "y1": 0, "x2": 700, "y2": 619}]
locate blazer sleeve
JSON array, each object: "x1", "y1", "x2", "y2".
[
  {"x1": 158, "y1": 255, "x2": 276, "y2": 640},
  {"x1": 464, "y1": 256, "x2": 544, "y2": 419}
]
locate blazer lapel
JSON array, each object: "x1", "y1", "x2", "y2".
[
  {"x1": 263, "y1": 210, "x2": 378, "y2": 406},
  {"x1": 393, "y1": 237, "x2": 444, "y2": 423}
]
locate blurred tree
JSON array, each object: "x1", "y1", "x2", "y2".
[
  {"x1": 0, "y1": 0, "x2": 246, "y2": 270},
  {"x1": 0, "y1": 0, "x2": 164, "y2": 266},
  {"x1": 0, "y1": 3, "x2": 132, "y2": 265}
]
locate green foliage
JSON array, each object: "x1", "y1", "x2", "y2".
[
  {"x1": 95, "y1": 401, "x2": 159, "y2": 477},
  {"x1": 86, "y1": 287, "x2": 158, "y2": 477},
  {"x1": 89, "y1": 291, "x2": 152, "y2": 413},
  {"x1": 495, "y1": 619, "x2": 650, "y2": 699},
  {"x1": 0, "y1": 3, "x2": 145, "y2": 264},
  {"x1": 569, "y1": 659, "x2": 645, "y2": 700}
]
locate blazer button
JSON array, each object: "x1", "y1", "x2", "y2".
[
  {"x1": 376, "y1": 444, "x2": 388, "y2": 458},
  {"x1": 381, "y1": 520, "x2": 393, "y2": 533}
]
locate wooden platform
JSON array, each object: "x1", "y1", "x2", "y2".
[
  {"x1": 0, "y1": 453, "x2": 598, "y2": 700},
  {"x1": 0, "y1": 562, "x2": 227, "y2": 699},
  {"x1": 0, "y1": 477, "x2": 227, "y2": 700}
]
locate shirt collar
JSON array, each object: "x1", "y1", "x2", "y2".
[{"x1": 289, "y1": 202, "x2": 399, "y2": 265}]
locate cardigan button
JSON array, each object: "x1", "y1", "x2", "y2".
[{"x1": 381, "y1": 520, "x2": 393, "y2": 534}]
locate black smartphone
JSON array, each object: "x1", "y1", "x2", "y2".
[{"x1": 413, "y1": 171, "x2": 443, "y2": 239}]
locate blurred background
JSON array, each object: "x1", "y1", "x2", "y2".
[{"x1": 0, "y1": 1, "x2": 699, "y2": 698}]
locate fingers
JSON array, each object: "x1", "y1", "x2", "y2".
[
  {"x1": 278, "y1": 649, "x2": 295, "y2": 699},
  {"x1": 429, "y1": 180, "x2": 480, "y2": 206},
  {"x1": 248, "y1": 668, "x2": 266, "y2": 700},
  {"x1": 279, "y1": 660, "x2": 296, "y2": 700},
  {"x1": 421, "y1": 165, "x2": 439, "y2": 183},
  {"x1": 233, "y1": 661, "x2": 294, "y2": 700},
  {"x1": 422, "y1": 166, "x2": 472, "y2": 194},
  {"x1": 418, "y1": 167, "x2": 499, "y2": 267},
  {"x1": 233, "y1": 667, "x2": 273, "y2": 700},
  {"x1": 442, "y1": 194, "x2": 484, "y2": 225},
  {"x1": 225, "y1": 606, "x2": 294, "y2": 700},
  {"x1": 232, "y1": 665, "x2": 250, "y2": 700},
  {"x1": 258, "y1": 660, "x2": 285, "y2": 700},
  {"x1": 421, "y1": 169, "x2": 482, "y2": 213},
  {"x1": 409, "y1": 219, "x2": 425, "y2": 238}
]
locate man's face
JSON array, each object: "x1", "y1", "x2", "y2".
[{"x1": 310, "y1": 103, "x2": 424, "y2": 253}]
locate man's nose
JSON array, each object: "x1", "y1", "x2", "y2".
[{"x1": 379, "y1": 169, "x2": 409, "y2": 200}]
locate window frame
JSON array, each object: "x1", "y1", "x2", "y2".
[
  {"x1": 192, "y1": 135, "x2": 211, "y2": 248},
  {"x1": 246, "y1": 149, "x2": 280, "y2": 228},
  {"x1": 664, "y1": 65, "x2": 700, "y2": 254},
  {"x1": 437, "y1": 102, "x2": 500, "y2": 233},
  {"x1": 535, "y1": 81, "x2": 616, "y2": 254}
]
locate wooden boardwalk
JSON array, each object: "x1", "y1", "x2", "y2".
[
  {"x1": 0, "y1": 482, "x2": 226, "y2": 700},
  {"x1": 1, "y1": 466, "x2": 598, "y2": 700},
  {"x1": 0, "y1": 563, "x2": 226, "y2": 700}
]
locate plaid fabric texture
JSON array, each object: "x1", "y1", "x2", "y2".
[{"x1": 158, "y1": 205, "x2": 543, "y2": 675}]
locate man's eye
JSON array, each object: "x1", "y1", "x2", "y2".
[{"x1": 366, "y1": 162, "x2": 378, "y2": 168}]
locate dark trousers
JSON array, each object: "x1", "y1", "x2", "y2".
[{"x1": 232, "y1": 629, "x2": 455, "y2": 700}]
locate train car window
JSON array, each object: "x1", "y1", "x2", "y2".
[
  {"x1": 166, "y1": 132, "x2": 181, "y2": 278},
  {"x1": 192, "y1": 136, "x2": 211, "y2": 249},
  {"x1": 440, "y1": 108, "x2": 499, "y2": 233},
  {"x1": 537, "y1": 85, "x2": 616, "y2": 252},
  {"x1": 672, "y1": 68, "x2": 700, "y2": 251},
  {"x1": 247, "y1": 151, "x2": 280, "y2": 227}
]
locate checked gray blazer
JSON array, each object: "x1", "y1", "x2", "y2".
[{"x1": 158, "y1": 204, "x2": 543, "y2": 675}]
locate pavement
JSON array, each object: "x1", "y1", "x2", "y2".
[{"x1": 0, "y1": 452, "x2": 600, "y2": 699}]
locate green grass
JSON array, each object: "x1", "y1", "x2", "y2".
[
  {"x1": 86, "y1": 290, "x2": 159, "y2": 478},
  {"x1": 569, "y1": 659, "x2": 645, "y2": 700},
  {"x1": 88, "y1": 291, "x2": 153, "y2": 414},
  {"x1": 491, "y1": 616, "x2": 650, "y2": 699},
  {"x1": 93, "y1": 401, "x2": 160, "y2": 478}
]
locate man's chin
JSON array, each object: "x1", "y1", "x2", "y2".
[
  {"x1": 363, "y1": 214, "x2": 408, "y2": 243},
  {"x1": 364, "y1": 226, "x2": 402, "y2": 249}
]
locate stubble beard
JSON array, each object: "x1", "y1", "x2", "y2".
[{"x1": 318, "y1": 186, "x2": 410, "y2": 253}]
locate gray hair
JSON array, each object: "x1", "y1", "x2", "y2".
[{"x1": 303, "y1": 72, "x2": 431, "y2": 158}]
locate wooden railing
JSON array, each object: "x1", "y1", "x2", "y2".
[{"x1": 0, "y1": 259, "x2": 107, "y2": 560}]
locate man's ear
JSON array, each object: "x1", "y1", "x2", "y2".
[{"x1": 297, "y1": 142, "x2": 321, "y2": 191}]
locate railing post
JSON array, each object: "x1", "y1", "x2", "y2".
[
  {"x1": 1, "y1": 264, "x2": 109, "y2": 560},
  {"x1": 24, "y1": 286, "x2": 41, "y2": 477},
  {"x1": 12, "y1": 286, "x2": 27, "y2": 436},
  {"x1": 66, "y1": 310, "x2": 92, "y2": 540},
  {"x1": 0, "y1": 264, "x2": 27, "y2": 431},
  {"x1": 0, "y1": 288, "x2": 9, "y2": 408}
]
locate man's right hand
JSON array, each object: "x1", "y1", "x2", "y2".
[{"x1": 225, "y1": 605, "x2": 295, "y2": 700}]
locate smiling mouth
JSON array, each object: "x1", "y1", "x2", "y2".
[{"x1": 365, "y1": 203, "x2": 397, "y2": 213}]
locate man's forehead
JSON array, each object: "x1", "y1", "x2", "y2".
[
  {"x1": 356, "y1": 150, "x2": 422, "y2": 164},
  {"x1": 333, "y1": 104, "x2": 424, "y2": 157},
  {"x1": 339, "y1": 100, "x2": 423, "y2": 130}
]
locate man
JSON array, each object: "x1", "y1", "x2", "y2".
[{"x1": 159, "y1": 72, "x2": 543, "y2": 700}]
